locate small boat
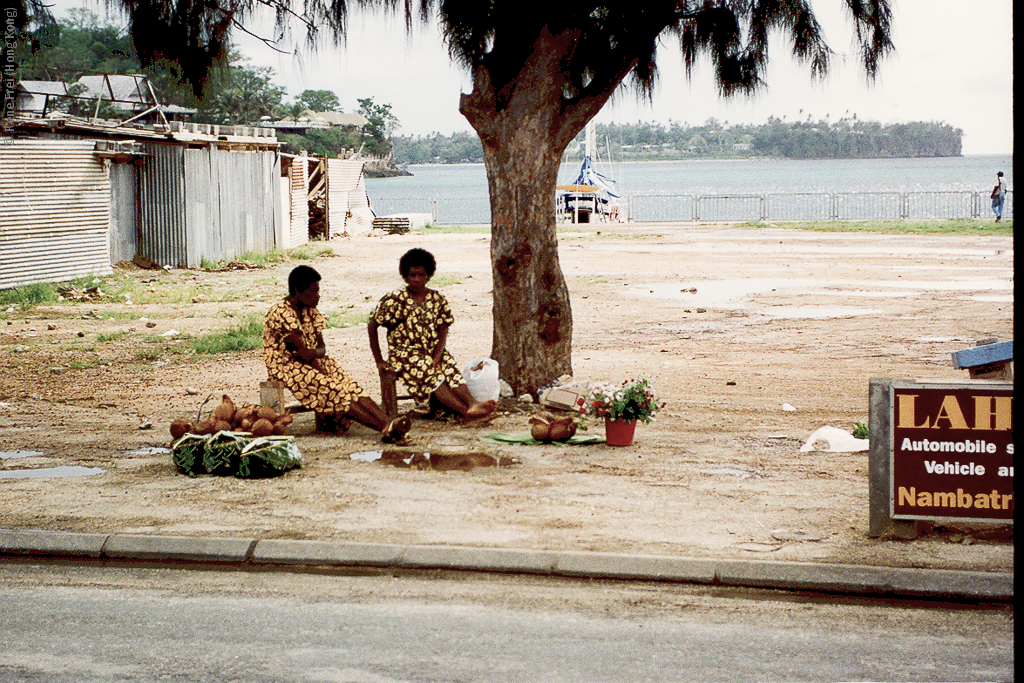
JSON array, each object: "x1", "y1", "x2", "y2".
[{"x1": 556, "y1": 122, "x2": 621, "y2": 223}]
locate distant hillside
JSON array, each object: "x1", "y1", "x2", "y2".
[{"x1": 393, "y1": 118, "x2": 962, "y2": 166}]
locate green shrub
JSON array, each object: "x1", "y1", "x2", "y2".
[{"x1": 852, "y1": 421, "x2": 869, "y2": 440}]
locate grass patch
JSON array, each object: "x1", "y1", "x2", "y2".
[
  {"x1": 97, "y1": 311, "x2": 137, "y2": 321},
  {"x1": 191, "y1": 312, "x2": 264, "y2": 354},
  {"x1": 108, "y1": 279, "x2": 254, "y2": 305},
  {"x1": 67, "y1": 357, "x2": 106, "y2": 370},
  {"x1": 287, "y1": 244, "x2": 335, "y2": 260},
  {"x1": 199, "y1": 245, "x2": 335, "y2": 270},
  {"x1": 324, "y1": 310, "x2": 370, "y2": 328},
  {"x1": 133, "y1": 348, "x2": 162, "y2": 362},
  {"x1": 0, "y1": 282, "x2": 59, "y2": 310},
  {"x1": 96, "y1": 330, "x2": 129, "y2": 343},
  {"x1": 201, "y1": 250, "x2": 285, "y2": 270},
  {"x1": 430, "y1": 274, "x2": 461, "y2": 288},
  {"x1": 737, "y1": 218, "x2": 1012, "y2": 235},
  {"x1": 416, "y1": 223, "x2": 490, "y2": 234}
]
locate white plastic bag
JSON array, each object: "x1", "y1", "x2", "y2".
[{"x1": 463, "y1": 358, "x2": 500, "y2": 402}]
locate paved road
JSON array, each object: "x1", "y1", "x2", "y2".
[{"x1": 0, "y1": 562, "x2": 1013, "y2": 682}]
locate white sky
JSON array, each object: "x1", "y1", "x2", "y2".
[{"x1": 68, "y1": 0, "x2": 1014, "y2": 155}]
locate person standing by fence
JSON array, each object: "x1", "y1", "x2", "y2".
[{"x1": 991, "y1": 171, "x2": 1007, "y2": 222}]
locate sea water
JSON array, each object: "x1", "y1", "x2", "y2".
[{"x1": 366, "y1": 155, "x2": 1012, "y2": 201}]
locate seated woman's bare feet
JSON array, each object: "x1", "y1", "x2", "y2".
[
  {"x1": 465, "y1": 399, "x2": 497, "y2": 418},
  {"x1": 381, "y1": 414, "x2": 412, "y2": 444}
]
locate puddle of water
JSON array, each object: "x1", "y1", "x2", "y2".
[
  {"x1": 816, "y1": 290, "x2": 920, "y2": 299},
  {"x1": 0, "y1": 450, "x2": 44, "y2": 460},
  {"x1": 0, "y1": 466, "x2": 105, "y2": 479},
  {"x1": 350, "y1": 450, "x2": 383, "y2": 462},
  {"x1": 756, "y1": 306, "x2": 884, "y2": 319},
  {"x1": 377, "y1": 450, "x2": 519, "y2": 471},
  {"x1": 628, "y1": 276, "x2": 1012, "y2": 316}
]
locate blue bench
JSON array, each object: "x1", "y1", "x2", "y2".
[{"x1": 951, "y1": 340, "x2": 1013, "y2": 379}]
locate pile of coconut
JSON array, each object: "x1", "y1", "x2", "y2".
[
  {"x1": 528, "y1": 412, "x2": 580, "y2": 442},
  {"x1": 170, "y1": 394, "x2": 292, "y2": 441}
]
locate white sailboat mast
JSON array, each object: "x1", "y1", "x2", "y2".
[{"x1": 585, "y1": 120, "x2": 597, "y2": 160}]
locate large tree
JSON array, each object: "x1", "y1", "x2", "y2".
[
  {"x1": 6, "y1": 0, "x2": 893, "y2": 394},
  {"x1": 437, "y1": 1, "x2": 892, "y2": 394}
]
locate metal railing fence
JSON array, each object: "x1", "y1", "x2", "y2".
[{"x1": 370, "y1": 190, "x2": 1012, "y2": 225}]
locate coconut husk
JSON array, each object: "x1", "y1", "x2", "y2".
[
  {"x1": 213, "y1": 394, "x2": 236, "y2": 423},
  {"x1": 530, "y1": 422, "x2": 551, "y2": 441},
  {"x1": 251, "y1": 418, "x2": 274, "y2": 437},
  {"x1": 170, "y1": 418, "x2": 192, "y2": 441},
  {"x1": 193, "y1": 420, "x2": 216, "y2": 435}
]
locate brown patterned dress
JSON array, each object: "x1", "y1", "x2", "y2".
[
  {"x1": 263, "y1": 299, "x2": 366, "y2": 413},
  {"x1": 370, "y1": 287, "x2": 464, "y2": 405}
]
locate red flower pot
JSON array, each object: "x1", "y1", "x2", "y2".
[{"x1": 604, "y1": 417, "x2": 637, "y2": 447}]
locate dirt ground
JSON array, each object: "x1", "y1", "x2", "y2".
[{"x1": 0, "y1": 224, "x2": 1014, "y2": 572}]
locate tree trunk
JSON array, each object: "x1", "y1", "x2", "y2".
[
  {"x1": 457, "y1": 25, "x2": 639, "y2": 395},
  {"x1": 458, "y1": 27, "x2": 606, "y2": 396},
  {"x1": 481, "y1": 128, "x2": 571, "y2": 396}
]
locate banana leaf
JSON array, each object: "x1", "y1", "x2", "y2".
[
  {"x1": 172, "y1": 433, "x2": 211, "y2": 476},
  {"x1": 483, "y1": 433, "x2": 605, "y2": 445},
  {"x1": 203, "y1": 430, "x2": 251, "y2": 476},
  {"x1": 236, "y1": 436, "x2": 303, "y2": 478}
]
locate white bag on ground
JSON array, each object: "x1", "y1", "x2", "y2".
[{"x1": 463, "y1": 358, "x2": 500, "y2": 402}]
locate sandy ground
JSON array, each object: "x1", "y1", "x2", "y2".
[{"x1": 0, "y1": 224, "x2": 1014, "y2": 572}]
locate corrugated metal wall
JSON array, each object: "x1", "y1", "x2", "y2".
[
  {"x1": 285, "y1": 155, "x2": 309, "y2": 248},
  {"x1": 108, "y1": 161, "x2": 138, "y2": 264},
  {"x1": 191, "y1": 145, "x2": 279, "y2": 266},
  {"x1": 138, "y1": 142, "x2": 281, "y2": 268},
  {"x1": 0, "y1": 139, "x2": 113, "y2": 289},
  {"x1": 2, "y1": 136, "x2": 283, "y2": 281},
  {"x1": 137, "y1": 142, "x2": 187, "y2": 268},
  {"x1": 326, "y1": 157, "x2": 367, "y2": 237}
]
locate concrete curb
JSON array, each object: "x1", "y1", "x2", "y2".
[{"x1": 1, "y1": 529, "x2": 1013, "y2": 601}]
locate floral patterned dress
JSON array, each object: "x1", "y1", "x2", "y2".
[
  {"x1": 263, "y1": 299, "x2": 366, "y2": 413},
  {"x1": 370, "y1": 287, "x2": 464, "y2": 405}
]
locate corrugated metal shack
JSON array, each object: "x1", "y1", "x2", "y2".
[
  {"x1": 1, "y1": 137, "x2": 112, "y2": 288},
  {"x1": 1, "y1": 117, "x2": 283, "y2": 289},
  {"x1": 326, "y1": 156, "x2": 375, "y2": 237},
  {"x1": 280, "y1": 152, "x2": 311, "y2": 249}
]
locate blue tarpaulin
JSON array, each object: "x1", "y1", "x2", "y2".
[{"x1": 572, "y1": 156, "x2": 620, "y2": 199}]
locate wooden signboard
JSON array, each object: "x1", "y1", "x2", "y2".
[{"x1": 868, "y1": 378, "x2": 1013, "y2": 537}]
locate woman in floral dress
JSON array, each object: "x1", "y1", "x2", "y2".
[
  {"x1": 368, "y1": 249, "x2": 497, "y2": 420},
  {"x1": 264, "y1": 265, "x2": 410, "y2": 442}
]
